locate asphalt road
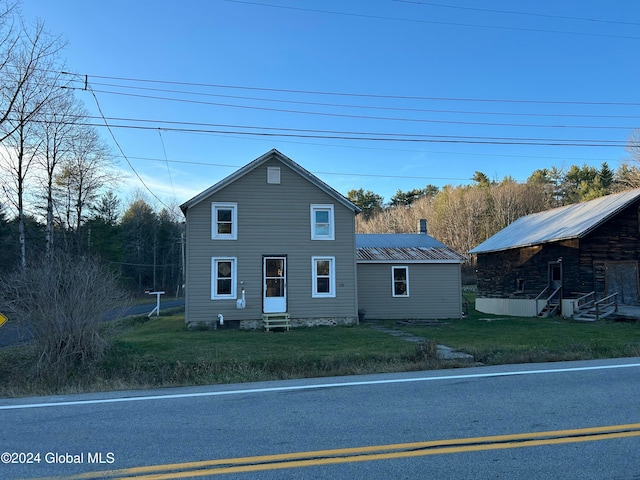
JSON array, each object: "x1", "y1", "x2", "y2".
[
  {"x1": 2, "y1": 358, "x2": 640, "y2": 479},
  {"x1": 0, "y1": 299, "x2": 185, "y2": 348}
]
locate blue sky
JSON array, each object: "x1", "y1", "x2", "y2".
[{"x1": 20, "y1": 0, "x2": 640, "y2": 208}]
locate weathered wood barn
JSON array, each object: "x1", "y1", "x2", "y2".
[{"x1": 469, "y1": 189, "x2": 640, "y2": 319}]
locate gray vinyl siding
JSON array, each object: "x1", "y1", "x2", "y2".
[
  {"x1": 185, "y1": 158, "x2": 358, "y2": 325},
  {"x1": 357, "y1": 263, "x2": 462, "y2": 320}
]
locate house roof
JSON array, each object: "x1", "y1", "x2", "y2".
[
  {"x1": 180, "y1": 149, "x2": 361, "y2": 214},
  {"x1": 356, "y1": 234, "x2": 466, "y2": 263},
  {"x1": 470, "y1": 188, "x2": 640, "y2": 255}
]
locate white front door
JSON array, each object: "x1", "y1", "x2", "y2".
[{"x1": 263, "y1": 256, "x2": 287, "y2": 313}]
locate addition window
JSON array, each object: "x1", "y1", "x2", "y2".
[
  {"x1": 312, "y1": 256, "x2": 336, "y2": 298},
  {"x1": 212, "y1": 203, "x2": 237, "y2": 240},
  {"x1": 392, "y1": 266, "x2": 409, "y2": 297},
  {"x1": 212, "y1": 257, "x2": 237, "y2": 300},
  {"x1": 310, "y1": 204, "x2": 335, "y2": 240}
]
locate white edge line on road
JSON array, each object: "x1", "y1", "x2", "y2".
[{"x1": 2, "y1": 362, "x2": 640, "y2": 411}]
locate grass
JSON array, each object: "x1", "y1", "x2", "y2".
[
  {"x1": 1, "y1": 297, "x2": 639, "y2": 397},
  {"x1": 394, "y1": 316, "x2": 640, "y2": 364},
  {"x1": 100, "y1": 314, "x2": 424, "y2": 387}
]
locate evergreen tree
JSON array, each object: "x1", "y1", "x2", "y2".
[
  {"x1": 120, "y1": 198, "x2": 157, "y2": 292},
  {"x1": 471, "y1": 171, "x2": 491, "y2": 187},
  {"x1": 599, "y1": 162, "x2": 615, "y2": 193},
  {"x1": 0, "y1": 203, "x2": 16, "y2": 274},
  {"x1": 347, "y1": 188, "x2": 384, "y2": 219}
]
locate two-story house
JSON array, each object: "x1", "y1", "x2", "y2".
[
  {"x1": 180, "y1": 149, "x2": 361, "y2": 329},
  {"x1": 180, "y1": 149, "x2": 466, "y2": 329}
]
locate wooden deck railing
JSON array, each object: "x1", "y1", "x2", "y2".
[
  {"x1": 572, "y1": 291, "x2": 618, "y2": 320},
  {"x1": 535, "y1": 285, "x2": 562, "y2": 316},
  {"x1": 573, "y1": 291, "x2": 595, "y2": 311},
  {"x1": 594, "y1": 292, "x2": 618, "y2": 320}
]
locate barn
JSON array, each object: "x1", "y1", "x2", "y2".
[{"x1": 469, "y1": 189, "x2": 640, "y2": 319}]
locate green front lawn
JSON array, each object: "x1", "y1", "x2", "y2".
[
  {"x1": 1, "y1": 303, "x2": 639, "y2": 397},
  {"x1": 394, "y1": 316, "x2": 640, "y2": 364}
]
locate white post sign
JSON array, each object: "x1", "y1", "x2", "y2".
[{"x1": 147, "y1": 291, "x2": 165, "y2": 317}]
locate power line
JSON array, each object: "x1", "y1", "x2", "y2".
[
  {"x1": 62, "y1": 72, "x2": 640, "y2": 107},
  {"x1": 125, "y1": 156, "x2": 470, "y2": 181},
  {"x1": 30, "y1": 112, "x2": 640, "y2": 142},
  {"x1": 67, "y1": 119, "x2": 633, "y2": 147},
  {"x1": 124, "y1": 154, "x2": 625, "y2": 184},
  {"x1": 63, "y1": 79, "x2": 640, "y2": 126},
  {"x1": 78, "y1": 88, "x2": 640, "y2": 133},
  {"x1": 125, "y1": 148, "x2": 620, "y2": 169},
  {"x1": 85, "y1": 86, "x2": 172, "y2": 210},
  {"x1": 157, "y1": 129, "x2": 176, "y2": 201},
  {"x1": 221, "y1": 0, "x2": 640, "y2": 41},
  {"x1": 392, "y1": 0, "x2": 640, "y2": 28}
]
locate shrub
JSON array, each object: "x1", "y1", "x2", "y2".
[{"x1": 0, "y1": 252, "x2": 127, "y2": 382}]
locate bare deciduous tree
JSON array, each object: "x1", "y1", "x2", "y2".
[
  {"x1": 0, "y1": 16, "x2": 64, "y2": 268},
  {"x1": 0, "y1": 12, "x2": 64, "y2": 142},
  {"x1": 620, "y1": 130, "x2": 640, "y2": 190},
  {"x1": 38, "y1": 88, "x2": 82, "y2": 258},
  {"x1": 53, "y1": 125, "x2": 120, "y2": 253}
]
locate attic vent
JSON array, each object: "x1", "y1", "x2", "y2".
[{"x1": 267, "y1": 166, "x2": 281, "y2": 184}]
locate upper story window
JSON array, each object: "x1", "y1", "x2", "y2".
[
  {"x1": 310, "y1": 204, "x2": 335, "y2": 240},
  {"x1": 212, "y1": 203, "x2": 238, "y2": 240},
  {"x1": 392, "y1": 266, "x2": 409, "y2": 297}
]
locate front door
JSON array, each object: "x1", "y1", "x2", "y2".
[
  {"x1": 549, "y1": 262, "x2": 562, "y2": 291},
  {"x1": 548, "y1": 261, "x2": 563, "y2": 307},
  {"x1": 263, "y1": 256, "x2": 286, "y2": 313}
]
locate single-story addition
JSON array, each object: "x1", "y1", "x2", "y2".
[
  {"x1": 179, "y1": 148, "x2": 466, "y2": 329},
  {"x1": 469, "y1": 188, "x2": 640, "y2": 319},
  {"x1": 356, "y1": 233, "x2": 467, "y2": 321}
]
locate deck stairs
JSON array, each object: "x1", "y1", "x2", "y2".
[
  {"x1": 572, "y1": 292, "x2": 618, "y2": 322},
  {"x1": 537, "y1": 301, "x2": 560, "y2": 318},
  {"x1": 535, "y1": 285, "x2": 562, "y2": 318}
]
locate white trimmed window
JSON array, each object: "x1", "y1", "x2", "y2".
[
  {"x1": 212, "y1": 203, "x2": 237, "y2": 240},
  {"x1": 392, "y1": 266, "x2": 409, "y2": 297},
  {"x1": 212, "y1": 257, "x2": 237, "y2": 300},
  {"x1": 310, "y1": 204, "x2": 335, "y2": 240},
  {"x1": 312, "y1": 256, "x2": 336, "y2": 298}
]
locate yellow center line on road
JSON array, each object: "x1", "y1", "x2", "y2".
[{"x1": 30, "y1": 422, "x2": 640, "y2": 480}]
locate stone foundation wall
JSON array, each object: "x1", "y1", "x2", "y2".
[{"x1": 240, "y1": 316, "x2": 358, "y2": 330}]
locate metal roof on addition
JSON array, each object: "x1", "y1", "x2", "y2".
[{"x1": 356, "y1": 234, "x2": 466, "y2": 263}]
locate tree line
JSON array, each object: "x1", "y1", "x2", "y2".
[
  {"x1": 0, "y1": 1, "x2": 183, "y2": 294},
  {"x1": 351, "y1": 160, "x2": 640, "y2": 258},
  {"x1": 2, "y1": 0, "x2": 639, "y2": 294}
]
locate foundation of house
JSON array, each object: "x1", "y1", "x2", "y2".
[{"x1": 240, "y1": 316, "x2": 358, "y2": 330}]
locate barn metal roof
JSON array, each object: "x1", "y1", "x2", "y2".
[
  {"x1": 356, "y1": 234, "x2": 466, "y2": 263},
  {"x1": 470, "y1": 189, "x2": 640, "y2": 255}
]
